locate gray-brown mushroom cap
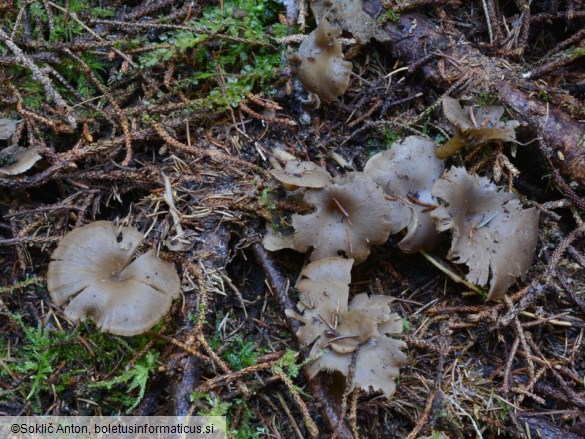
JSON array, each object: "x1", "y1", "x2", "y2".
[
  {"x1": 0, "y1": 145, "x2": 41, "y2": 176},
  {"x1": 431, "y1": 167, "x2": 539, "y2": 301},
  {"x1": 293, "y1": 18, "x2": 352, "y2": 103},
  {"x1": 310, "y1": 0, "x2": 390, "y2": 44},
  {"x1": 437, "y1": 97, "x2": 520, "y2": 159},
  {"x1": 292, "y1": 172, "x2": 392, "y2": 263},
  {"x1": 286, "y1": 258, "x2": 406, "y2": 399},
  {"x1": 47, "y1": 221, "x2": 181, "y2": 336},
  {"x1": 269, "y1": 160, "x2": 331, "y2": 189},
  {"x1": 364, "y1": 136, "x2": 444, "y2": 253}
]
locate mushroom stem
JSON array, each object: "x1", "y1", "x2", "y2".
[{"x1": 419, "y1": 249, "x2": 485, "y2": 295}]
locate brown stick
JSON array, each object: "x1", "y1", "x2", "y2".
[{"x1": 366, "y1": 8, "x2": 585, "y2": 186}]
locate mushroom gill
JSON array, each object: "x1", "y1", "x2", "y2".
[
  {"x1": 291, "y1": 18, "x2": 352, "y2": 104},
  {"x1": 364, "y1": 136, "x2": 444, "y2": 253},
  {"x1": 47, "y1": 221, "x2": 181, "y2": 336},
  {"x1": 292, "y1": 172, "x2": 392, "y2": 263},
  {"x1": 286, "y1": 257, "x2": 406, "y2": 399},
  {"x1": 431, "y1": 167, "x2": 539, "y2": 301},
  {"x1": 436, "y1": 97, "x2": 520, "y2": 159}
]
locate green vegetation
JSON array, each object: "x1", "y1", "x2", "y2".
[
  {"x1": 139, "y1": 0, "x2": 288, "y2": 110},
  {"x1": 210, "y1": 333, "x2": 265, "y2": 371},
  {"x1": 0, "y1": 311, "x2": 161, "y2": 414}
]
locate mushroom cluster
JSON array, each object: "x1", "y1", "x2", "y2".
[
  {"x1": 436, "y1": 97, "x2": 520, "y2": 159},
  {"x1": 286, "y1": 258, "x2": 406, "y2": 399},
  {"x1": 431, "y1": 167, "x2": 539, "y2": 301},
  {"x1": 47, "y1": 221, "x2": 181, "y2": 336}
]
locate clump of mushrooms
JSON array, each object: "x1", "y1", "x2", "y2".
[
  {"x1": 436, "y1": 97, "x2": 520, "y2": 159},
  {"x1": 310, "y1": 0, "x2": 390, "y2": 44},
  {"x1": 286, "y1": 257, "x2": 406, "y2": 399},
  {"x1": 431, "y1": 167, "x2": 539, "y2": 301},
  {"x1": 364, "y1": 136, "x2": 444, "y2": 254},
  {"x1": 291, "y1": 172, "x2": 393, "y2": 263},
  {"x1": 47, "y1": 221, "x2": 181, "y2": 336},
  {"x1": 291, "y1": 18, "x2": 352, "y2": 105}
]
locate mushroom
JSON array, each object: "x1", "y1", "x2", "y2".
[
  {"x1": 0, "y1": 145, "x2": 41, "y2": 176},
  {"x1": 47, "y1": 221, "x2": 181, "y2": 336},
  {"x1": 0, "y1": 118, "x2": 18, "y2": 141},
  {"x1": 310, "y1": 0, "x2": 390, "y2": 44},
  {"x1": 0, "y1": 118, "x2": 41, "y2": 176},
  {"x1": 430, "y1": 167, "x2": 539, "y2": 301},
  {"x1": 291, "y1": 18, "x2": 352, "y2": 104},
  {"x1": 436, "y1": 97, "x2": 520, "y2": 159},
  {"x1": 364, "y1": 136, "x2": 444, "y2": 253},
  {"x1": 269, "y1": 159, "x2": 331, "y2": 190},
  {"x1": 291, "y1": 172, "x2": 392, "y2": 263},
  {"x1": 286, "y1": 257, "x2": 406, "y2": 399}
]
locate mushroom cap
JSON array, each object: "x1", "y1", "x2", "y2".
[
  {"x1": 364, "y1": 136, "x2": 444, "y2": 253},
  {"x1": 291, "y1": 172, "x2": 392, "y2": 263},
  {"x1": 303, "y1": 293, "x2": 406, "y2": 399},
  {"x1": 438, "y1": 97, "x2": 520, "y2": 159},
  {"x1": 431, "y1": 167, "x2": 539, "y2": 301},
  {"x1": 295, "y1": 19, "x2": 352, "y2": 103},
  {"x1": 285, "y1": 257, "x2": 353, "y2": 347},
  {"x1": 0, "y1": 118, "x2": 18, "y2": 141},
  {"x1": 0, "y1": 145, "x2": 41, "y2": 176},
  {"x1": 310, "y1": 0, "x2": 390, "y2": 44},
  {"x1": 269, "y1": 159, "x2": 331, "y2": 189},
  {"x1": 47, "y1": 221, "x2": 181, "y2": 336}
]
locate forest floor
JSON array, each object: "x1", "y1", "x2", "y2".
[{"x1": 0, "y1": 0, "x2": 584, "y2": 438}]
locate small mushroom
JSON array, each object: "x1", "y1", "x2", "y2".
[
  {"x1": 0, "y1": 118, "x2": 18, "y2": 141},
  {"x1": 364, "y1": 136, "x2": 444, "y2": 253},
  {"x1": 291, "y1": 18, "x2": 352, "y2": 104},
  {"x1": 436, "y1": 97, "x2": 520, "y2": 159},
  {"x1": 286, "y1": 258, "x2": 406, "y2": 399},
  {"x1": 431, "y1": 167, "x2": 539, "y2": 301},
  {"x1": 310, "y1": 0, "x2": 390, "y2": 44},
  {"x1": 47, "y1": 221, "x2": 181, "y2": 336},
  {"x1": 269, "y1": 159, "x2": 331, "y2": 190},
  {"x1": 292, "y1": 172, "x2": 393, "y2": 263},
  {"x1": 0, "y1": 145, "x2": 41, "y2": 176}
]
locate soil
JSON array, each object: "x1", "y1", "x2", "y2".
[{"x1": 1, "y1": 0, "x2": 584, "y2": 438}]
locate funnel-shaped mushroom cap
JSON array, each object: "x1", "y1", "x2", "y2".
[
  {"x1": 269, "y1": 160, "x2": 331, "y2": 189},
  {"x1": 437, "y1": 97, "x2": 520, "y2": 159},
  {"x1": 364, "y1": 136, "x2": 444, "y2": 253},
  {"x1": 47, "y1": 221, "x2": 181, "y2": 336},
  {"x1": 431, "y1": 167, "x2": 539, "y2": 301},
  {"x1": 310, "y1": 0, "x2": 390, "y2": 44},
  {"x1": 286, "y1": 258, "x2": 406, "y2": 399},
  {"x1": 291, "y1": 172, "x2": 392, "y2": 263},
  {"x1": 0, "y1": 145, "x2": 41, "y2": 176},
  {"x1": 294, "y1": 19, "x2": 352, "y2": 103}
]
